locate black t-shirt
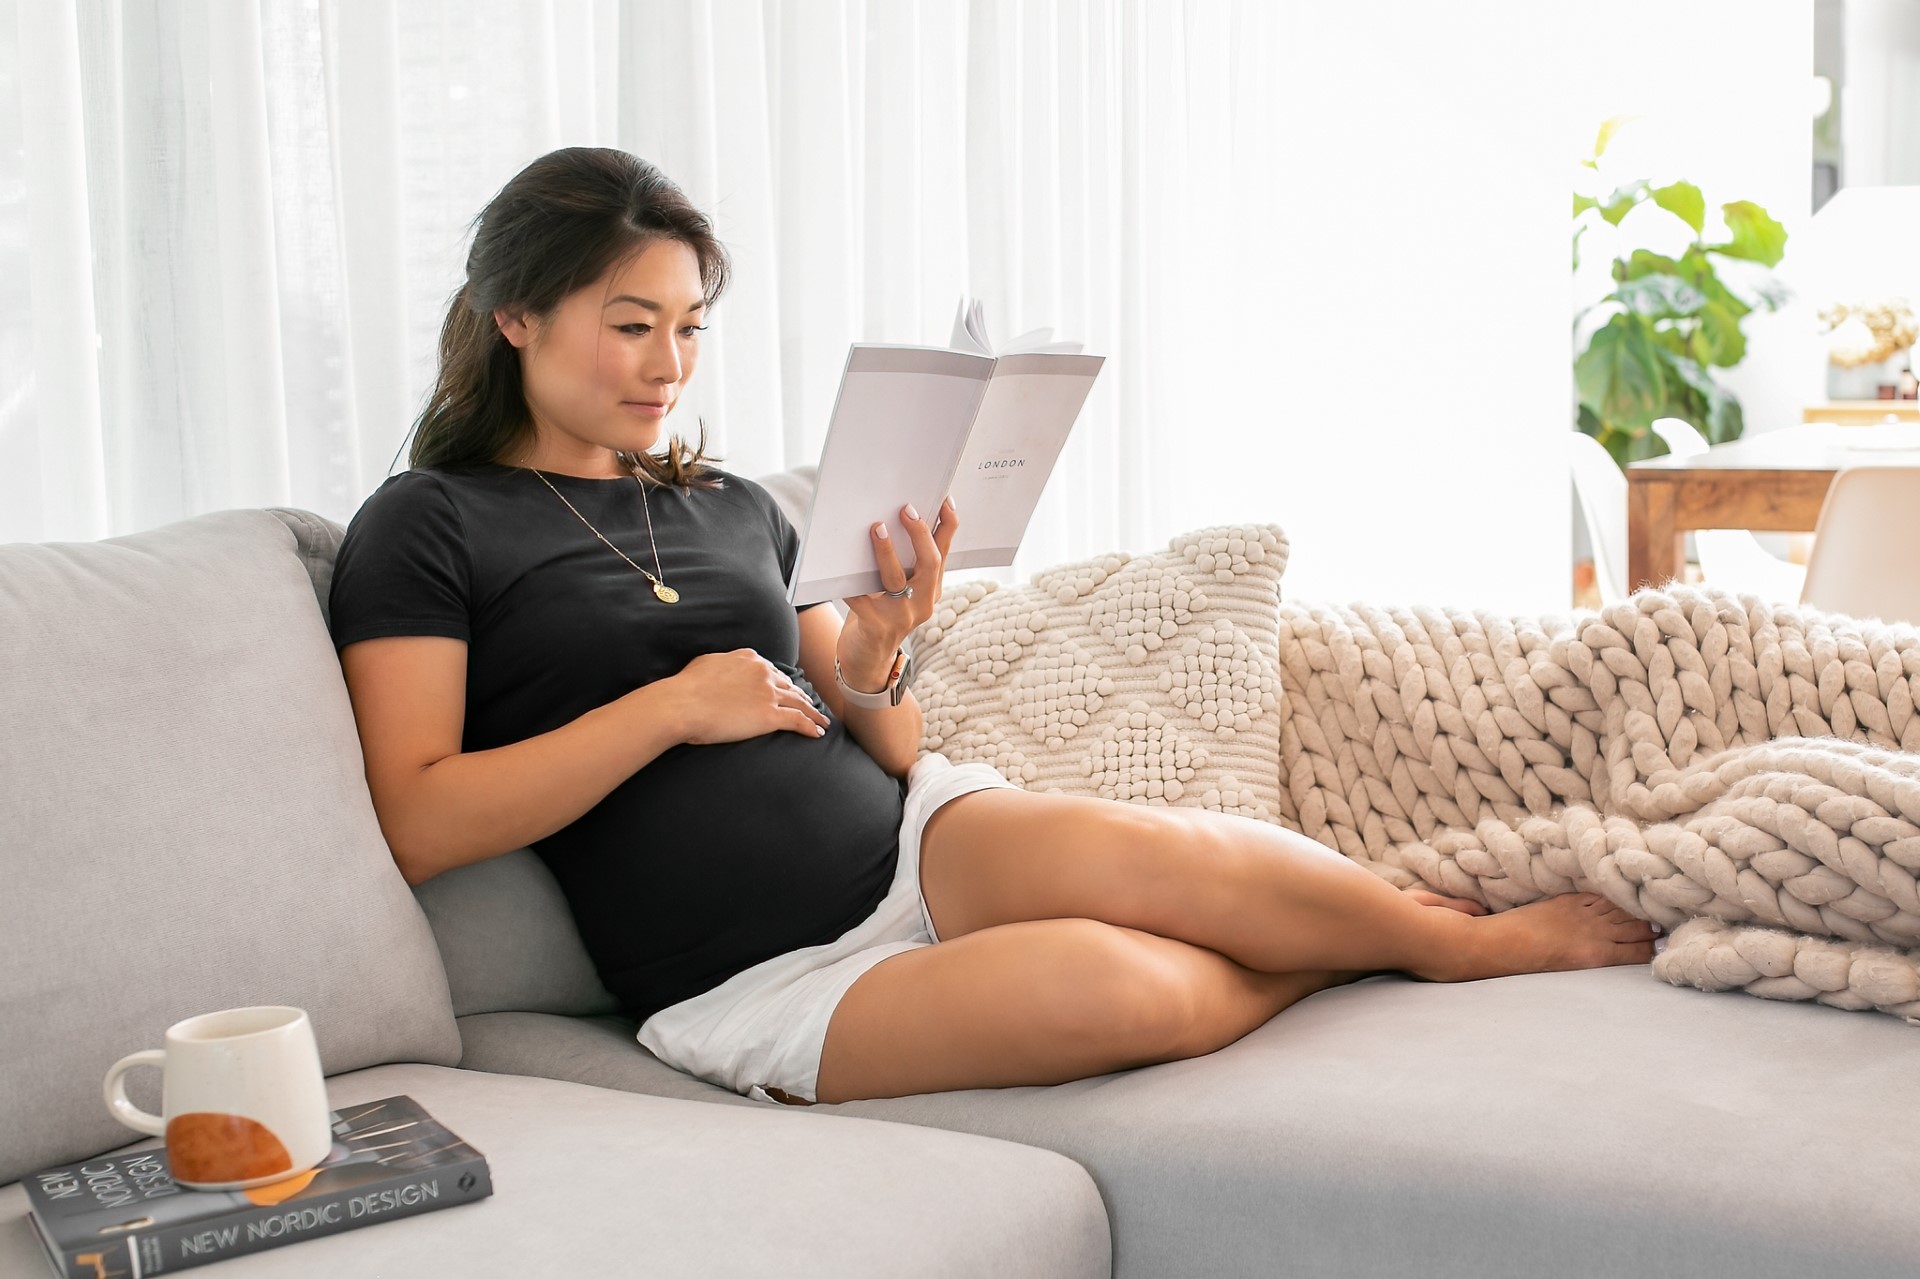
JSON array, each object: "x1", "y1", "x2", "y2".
[{"x1": 327, "y1": 460, "x2": 905, "y2": 1023}]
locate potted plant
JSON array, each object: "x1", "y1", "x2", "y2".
[{"x1": 1572, "y1": 118, "x2": 1790, "y2": 468}]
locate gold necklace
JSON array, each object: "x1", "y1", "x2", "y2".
[{"x1": 525, "y1": 466, "x2": 681, "y2": 603}]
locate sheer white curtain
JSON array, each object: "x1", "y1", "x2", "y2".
[{"x1": 4, "y1": 0, "x2": 1578, "y2": 609}]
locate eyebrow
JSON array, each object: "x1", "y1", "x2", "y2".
[{"x1": 605, "y1": 295, "x2": 708, "y2": 313}]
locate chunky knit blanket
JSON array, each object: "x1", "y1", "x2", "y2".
[
  {"x1": 909, "y1": 521, "x2": 1920, "y2": 1024},
  {"x1": 1275, "y1": 586, "x2": 1920, "y2": 1023}
]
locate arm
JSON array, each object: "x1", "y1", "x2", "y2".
[
  {"x1": 796, "y1": 497, "x2": 959, "y2": 781},
  {"x1": 340, "y1": 635, "x2": 828, "y2": 886},
  {"x1": 798, "y1": 604, "x2": 923, "y2": 779}
]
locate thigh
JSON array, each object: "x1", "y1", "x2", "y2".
[
  {"x1": 918, "y1": 784, "x2": 1327, "y2": 943},
  {"x1": 813, "y1": 916, "x2": 1340, "y2": 1104}
]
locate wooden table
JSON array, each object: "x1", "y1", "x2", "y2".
[
  {"x1": 1801, "y1": 401, "x2": 1920, "y2": 425},
  {"x1": 1625, "y1": 421, "x2": 1920, "y2": 592}
]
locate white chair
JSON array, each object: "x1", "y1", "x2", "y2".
[
  {"x1": 1799, "y1": 465, "x2": 1920, "y2": 626},
  {"x1": 1648, "y1": 417, "x2": 1808, "y2": 603},
  {"x1": 1568, "y1": 431, "x2": 1628, "y2": 604}
]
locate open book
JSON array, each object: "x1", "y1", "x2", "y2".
[{"x1": 786, "y1": 298, "x2": 1106, "y2": 606}]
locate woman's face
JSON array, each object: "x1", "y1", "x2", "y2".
[{"x1": 496, "y1": 238, "x2": 707, "y2": 475}]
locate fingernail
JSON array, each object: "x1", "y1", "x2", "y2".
[
  {"x1": 874, "y1": 522, "x2": 889, "y2": 540},
  {"x1": 904, "y1": 503, "x2": 919, "y2": 521}
]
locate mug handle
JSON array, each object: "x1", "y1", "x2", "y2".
[{"x1": 103, "y1": 1049, "x2": 167, "y2": 1136}]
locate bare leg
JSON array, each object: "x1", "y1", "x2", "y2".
[
  {"x1": 810, "y1": 916, "x2": 1371, "y2": 1104},
  {"x1": 917, "y1": 789, "x2": 1657, "y2": 985}
]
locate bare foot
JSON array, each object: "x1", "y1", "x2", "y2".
[
  {"x1": 1424, "y1": 892, "x2": 1660, "y2": 983},
  {"x1": 1402, "y1": 887, "x2": 1487, "y2": 916}
]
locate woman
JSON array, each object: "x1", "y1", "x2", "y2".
[{"x1": 329, "y1": 147, "x2": 1659, "y2": 1108}]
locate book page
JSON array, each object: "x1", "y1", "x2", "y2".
[
  {"x1": 788, "y1": 345, "x2": 993, "y2": 605},
  {"x1": 943, "y1": 352, "x2": 1105, "y2": 569}
]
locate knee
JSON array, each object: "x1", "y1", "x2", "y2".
[{"x1": 1043, "y1": 919, "x2": 1197, "y2": 1064}]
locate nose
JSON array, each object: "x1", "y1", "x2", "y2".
[{"x1": 641, "y1": 329, "x2": 683, "y2": 387}]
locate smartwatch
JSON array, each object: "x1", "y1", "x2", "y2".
[{"x1": 834, "y1": 647, "x2": 912, "y2": 708}]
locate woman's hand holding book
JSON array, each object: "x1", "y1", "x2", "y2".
[{"x1": 837, "y1": 497, "x2": 958, "y2": 685}]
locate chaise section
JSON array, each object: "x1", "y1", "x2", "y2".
[
  {"x1": 458, "y1": 973, "x2": 1920, "y2": 1279},
  {"x1": 825, "y1": 966, "x2": 1920, "y2": 1279},
  {"x1": 0, "y1": 1064, "x2": 1112, "y2": 1279}
]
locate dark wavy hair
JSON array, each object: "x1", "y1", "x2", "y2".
[{"x1": 402, "y1": 147, "x2": 731, "y2": 489}]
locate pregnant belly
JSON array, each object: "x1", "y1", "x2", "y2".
[{"x1": 538, "y1": 720, "x2": 908, "y2": 994}]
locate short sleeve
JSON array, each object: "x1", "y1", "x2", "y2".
[
  {"x1": 738, "y1": 473, "x2": 829, "y2": 614},
  {"x1": 328, "y1": 470, "x2": 473, "y2": 650}
]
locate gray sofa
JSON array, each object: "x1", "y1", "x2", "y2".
[{"x1": 4, "y1": 487, "x2": 1918, "y2": 1279}]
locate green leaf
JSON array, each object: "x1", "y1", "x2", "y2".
[
  {"x1": 1679, "y1": 247, "x2": 1752, "y2": 321},
  {"x1": 1592, "y1": 116, "x2": 1633, "y2": 163},
  {"x1": 1650, "y1": 181, "x2": 1705, "y2": 233},
  {"x1": 1706, "y1": 201, "x2": 1787, "y2": 266},
  {"x1": 1716, "y1": 394, "x2": 1745, "y2": 445},
  {"x1": 1599, "y1": 182, "x2": 1645, "y2": 226},
  {"x1": 1574, "y1": 193, "x2": 1599, "y2": 219},
  {"x1": 1660, "y1": 355, "x2": 1742, "y2": 444},
  {"x1": 1618, "y1": 249, "x2": 1681, "y2": 282},
  {"x1": 1576, "y1": 314, "x2": 1666, "y2": 432},
  {"x1": 1573, "y1": 224, "x2": 1585, "y2": 272},
  {"x1": 1692, "y1": 301, "x2": 1748, "y2": 367},
  {"x1": 1612, "y1": 274, "x2": 1706, "y2": 318}
]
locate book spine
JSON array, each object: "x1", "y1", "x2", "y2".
[{"x1": 45, "y1": 1159, "x2": 493, "y2": 1277}]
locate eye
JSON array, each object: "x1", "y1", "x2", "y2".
[{"x1": 615, "y1": 324, "x2": 708, "y2": 337}]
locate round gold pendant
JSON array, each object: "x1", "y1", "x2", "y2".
[{"x1": 652, "y1": 582, "x2": 680, "y2": 604}]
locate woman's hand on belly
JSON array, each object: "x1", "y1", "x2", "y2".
[{"x1": 662, "y1": 648, "x2": 832, "y2": 745}]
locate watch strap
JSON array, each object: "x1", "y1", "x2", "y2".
[{"x1": 835, "y1": 647, "x2": 911, "y2": 708}]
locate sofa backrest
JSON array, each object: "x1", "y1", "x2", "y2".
[{"x1": 0, "y1": 509, "x2": 463, "y2": 1186}]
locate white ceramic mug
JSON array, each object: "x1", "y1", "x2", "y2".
[{"x1": 102, "y1": 1006, "x2": 332, "y2": 1191}]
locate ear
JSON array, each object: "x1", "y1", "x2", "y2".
[{"x1": 494, "y1": 306, "x2": 537, "y2": 349}]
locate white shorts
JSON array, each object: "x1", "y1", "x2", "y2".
[{"x1": 635, "y1": 751, "x2": 1020, "y2": 1106}]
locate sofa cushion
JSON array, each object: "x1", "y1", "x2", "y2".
[
  {"x1": 909, "y1": 524, "x2": 1292, "y2": 820},
  {"x1": 414, "y1": 853, "x2": 618, "y2": 1018},
  {"x1": 0, "y1": 1063, "x2": 1111, "y2": 1278},
  {"x1": 824, "y1": 966, "x2": 1920, "y2": 1279},
  {"x1": 0, "y1": 510, "x2": 461, "y2": 1186},
  {"x1": 456, "y1": 1011, "x2": 744, "y2": 1105}
]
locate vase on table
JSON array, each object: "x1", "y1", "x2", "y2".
[{"x1": 1827, "y1": 355, "x2": 1904, "y2": 401}]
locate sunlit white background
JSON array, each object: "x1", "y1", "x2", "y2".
[{"x1": 2, "y1": 0, "x2": 1821, "y2": 613}]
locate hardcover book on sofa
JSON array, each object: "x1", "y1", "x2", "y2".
[
  {"x1": 786, "y1": 296, "x2": 1106, "y2": 606},
  {"x1": 23, "y1": 1096, "x2": 491, "y2": 1277}
]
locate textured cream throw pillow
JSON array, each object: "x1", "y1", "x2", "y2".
[{"x1": 908, "y1": 525, "x2": 1291, "y2": 821}]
